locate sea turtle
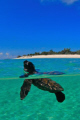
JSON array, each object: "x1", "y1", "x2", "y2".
[{"x1": 20, "y1": 60, "x2": 65, "y2": 102}]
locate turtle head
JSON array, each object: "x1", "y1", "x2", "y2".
[{"x1": 24, "y1": 60, "x2": 35, "y2": 74}]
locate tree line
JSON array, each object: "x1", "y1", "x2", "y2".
[{"x1": 17, "y1": 48, "x2": 80, "y2": 58}]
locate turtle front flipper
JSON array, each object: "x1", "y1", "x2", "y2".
[
  {"x1": 55, "y1": 92, "x2": 65, "y2": 103},
  {"x1": 20, "y1": 79, "x2": 32, "y2": 100}
]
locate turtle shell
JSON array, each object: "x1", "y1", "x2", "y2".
[{"x1": 32, "y1": 78, "x2": 64, "y2": 93}]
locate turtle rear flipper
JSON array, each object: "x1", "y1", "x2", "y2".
[
  {"x1": 20, "y1": 79, "x2": 32, "y2": 100},
  {"x1": 55, "y1": 92, "x2": 65, "y2": 103}
]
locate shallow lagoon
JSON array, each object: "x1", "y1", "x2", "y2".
[{"x1": 0, "y1": 59, "x2": 80, "y2": 120}]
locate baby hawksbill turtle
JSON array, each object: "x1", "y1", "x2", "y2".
[{"x1": 20, "y1": 60, "x2": 65, "y2": 102}]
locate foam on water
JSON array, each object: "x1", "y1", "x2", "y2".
[{"x1": 0, "y1": 59, "x2": 80, "y2": 120}]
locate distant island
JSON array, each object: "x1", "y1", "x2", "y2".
[{"x1": 17, "y1": 48, "x2": 80, "y2": 58}]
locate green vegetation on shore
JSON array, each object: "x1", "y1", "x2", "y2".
[{"x1": 17, "y1": 48, "x2": 80, "y2": 58}]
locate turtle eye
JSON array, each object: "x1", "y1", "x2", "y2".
[{"x1": 27, "y1": 62, "x2": 29, "y2": 65}]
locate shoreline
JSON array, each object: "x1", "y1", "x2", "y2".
[{"x1": 14, "y1": 54, "x2": 80, "y2": 59}]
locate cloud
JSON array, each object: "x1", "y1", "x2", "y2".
[
  {"x1": 0, "y1": 53, "x2": 3, "y2": 55},
  {"x1": 6, "y1": 53, "x2": 9, "y2": 56},
  {"x1": 40, "y1": 0, "x2": 78, "y2": 4},
  {"x1": 61, "y1": 0, "x2": 78, "y2": 4}
]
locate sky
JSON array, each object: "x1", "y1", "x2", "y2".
[{"x1": 0, "y1": 0, "x2": 80, "y2": 59}]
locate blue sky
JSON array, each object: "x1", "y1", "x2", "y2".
[{"x1": 0, "y1": 0, "x2": 80, "y2": 59}]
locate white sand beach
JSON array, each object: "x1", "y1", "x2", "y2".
[{"x1": 15, "y1": 54, "x2": 80, "y2": 59}]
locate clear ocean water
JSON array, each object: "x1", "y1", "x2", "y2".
[{"x1": 0, "y1": 58, "x2": 80, "y2": 120}]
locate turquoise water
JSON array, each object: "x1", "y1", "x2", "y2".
[{"x1": 0, "y1": 58, "x2": 80, "y2": 120}]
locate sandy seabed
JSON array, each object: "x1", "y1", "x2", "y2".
[{"x1": 15, "y1": 54, "x2": 80, "y2": 59}]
